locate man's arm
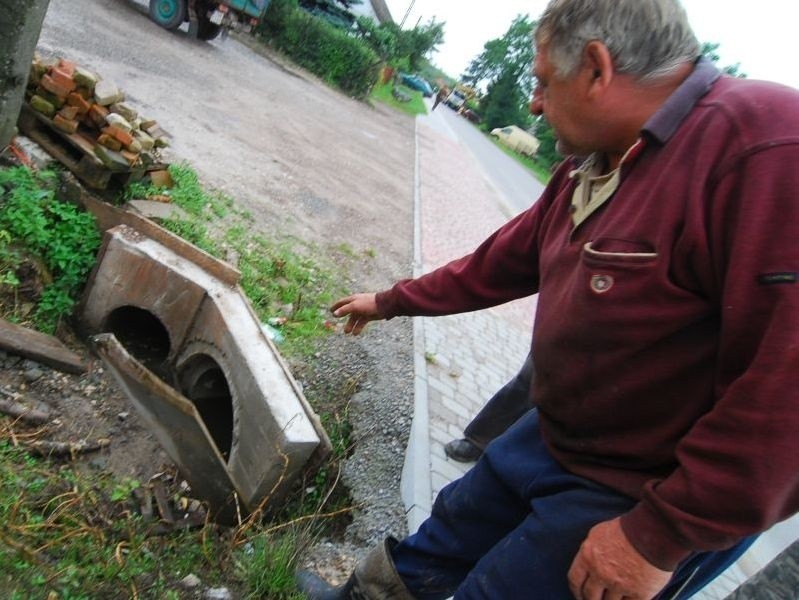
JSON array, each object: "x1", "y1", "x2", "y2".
[
  {"x1": 376, "y1": 205, "x2": 546, "y2": 320},
  {"x1": 330, "y1": 293, "x2": 381, "y2": 335},
  {"x1": 330, "y1": 195, "x2": 554, "y2": 334}
]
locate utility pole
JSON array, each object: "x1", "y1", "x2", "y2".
[
  {"x1": 0, "y1": 0, "x2": 51, "y2": 150},
  {"x1": 399, "y1": 0, "x2": 416, "y2": 28}
]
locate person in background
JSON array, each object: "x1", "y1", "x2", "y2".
[
  {"x1": 432, "y1": 86, "x2": 449, "y2": 110},
  {"x1": 297, "y1": 0, "x2": 799, "y2": 597}
]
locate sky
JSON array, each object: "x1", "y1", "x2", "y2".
[{"x1": 382, "y1": 0, "x2": 799, "y2": 90}]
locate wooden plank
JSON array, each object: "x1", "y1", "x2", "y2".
[
  {"x1": 78, "y1": 193, "x2": 241, "y2": 287},
  {"x1": 0, "y1": 319, "x2": 86, "y2": 374},
  {"x1": 18, "y1": 104, "x2": 103, "y2": 166}
]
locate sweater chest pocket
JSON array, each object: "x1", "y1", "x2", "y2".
[{"x1": 580, "y1": 239, "x2": 659, "y2": 297}]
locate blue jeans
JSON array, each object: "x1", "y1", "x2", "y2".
[{"x1": 393, "y1": 410, "x2": 755, "y2": 599}]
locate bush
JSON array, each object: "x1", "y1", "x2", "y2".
[
  {"x1": 259, "y1": 3, "x2": 380, "y2": 99},
  {"x1": 0, "y1": 167, "x2": 101, "y2": 333},
  {"x1": 260, "y1": 0, "x2": 299, "y2": 37}
]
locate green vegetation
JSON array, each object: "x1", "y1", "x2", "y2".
[
  {"x1": 0, "y1": 166, "x2": 101, "y2": 333},
  {"x1": 258, "y1": 0, "x2": 444, "y2": 100},
  {"x1": 259, "y1": 0, "x2": 380, "y2": 99},
  {"x1": 0, "y1": 440, "x2": 319, "y2": 599},
  {"x1": 352, "y1": 15, "x2": 444, "y2": 73},
  {"x1": 487, "y1": 135, "x2": 552, "y2": 184},
  {"x1": 462, "y1": 15, "x2": 536, "y2": 133},
  {"x1": 0, "y1": 163, "x2": 356, "y2": 598},
  {"x1": 370, "y1": 80, "x2": 428, "y2": 117},
  {"x1": 126, "y1": 163, "x2": 340, "y2": 356},
  {"x1": 481, "y1": 68, "x2": 528, "y2": 132}
]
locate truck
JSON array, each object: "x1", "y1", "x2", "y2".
[
  {"x1": 148, "y1": 0, "x2": 271, "y2": 40},
  {"x1": 444, "y1": 89, "x2": 467, "y2": 110}
]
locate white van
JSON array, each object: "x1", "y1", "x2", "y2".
[{"x1": 490, "y1": 125, "x2": 540, "y2": 157}]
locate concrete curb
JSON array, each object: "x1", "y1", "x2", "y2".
[{"x1": 401, "y1": 117, "x2": 433, "y2": 533}]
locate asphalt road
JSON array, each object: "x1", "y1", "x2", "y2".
[{"x1": 421, "y1": 104, "x2": 546, "y2": 216}]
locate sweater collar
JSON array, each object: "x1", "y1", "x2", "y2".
[{"x1": 642, "y1": 57, "x2": 721, "y2": 144}]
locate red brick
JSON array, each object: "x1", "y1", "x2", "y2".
[
  {"x1": 97, "y1": 134, "x2": 122, "y2": 152},
  {"x1": 52, "y1": 114, "x2": 79, "y2": 134},
  {"x1": 57, "y1": 105, "x2": 80, "y2": 121},
  {"x1": 39, "y1": 73, "x2": 71, "y2": 99},
  {"x1": 106, "y1": 125, "x2": 134, "y2": 147},
  {"x1": 120, "y1": 149, "x2": 140, "y2": 166},
  {"x1": 75, "y1": 86, "x2": 93, "y2": 100},
  {"x1": 49, "y1": 68, "x2": 77, "y2": 93},
  {"x1": 57, "y1": 58, "x2": 76, "y2": 77},
  {"x1": 66, "y1": 92, "x2": 91, "y2": 115},
  {"x1": 87, "y1": 104, "x2": 109, "y2": 128}
]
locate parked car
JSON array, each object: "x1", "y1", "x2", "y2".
[
  {"x1": 459, "y1": 107, "x2": 481, "y2": 124},
  {"x1": 490, "y1": 125, "x2": 540, "y2": 156},
  {"x1": 398, "y1": 73, "x2": 434, "y2": 97}
]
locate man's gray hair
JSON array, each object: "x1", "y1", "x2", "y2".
[{"x1": 535, "y1": 0, "x2": 700, "y2": 80}]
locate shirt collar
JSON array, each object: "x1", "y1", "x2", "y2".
[{"x1": 642, "y1": 57, "x2": 721, "y2": 144}]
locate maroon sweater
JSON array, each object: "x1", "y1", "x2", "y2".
[{"x1": 376, "y1": 61, "x2": 799, "y2": 569}]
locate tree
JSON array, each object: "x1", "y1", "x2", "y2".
[
  {"x1": 481, "y1": 68, "x2": 527, "y2": 131},
  {"x1": 461, "y1": 15, "x2": 535, "y2": 96},
  {"x1": 353, "y1": 16, "x2": 444, "y2": 71},
  {"x1": 463, "y1": 15, "x2": 535, "y2": 131},
  {"x1": 532, "y1": 118, "x2": 561, "y2": 170},
  {"x1": 701, "y1": 42, "x2": 747, "y2": 78},
  {"x1": 0, "y1": 0, "x2": 52, "y2": 149}
]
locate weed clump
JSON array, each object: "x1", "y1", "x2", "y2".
[{"x1": 0, "y1": 166, "x2": 101, "y2": 333}]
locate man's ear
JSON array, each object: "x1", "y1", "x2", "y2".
[{"x1": 583, "y1": 41, "x2": 614, "y2": 98}]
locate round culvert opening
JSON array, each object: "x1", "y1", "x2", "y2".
[
  {"x1": 176, "y1": 354, "x2": 234, "y2": 461},
  {"x1": 104, "y1": 306, "x2": 171, "y2": 377}
]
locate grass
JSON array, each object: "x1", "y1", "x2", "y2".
[
  {"x1": 370, "y1": 80, "x2": 429, "y2": 117},
  {"x1": 485, "y1": 135, "x2": 553, "y2": 185},
  {"x1": 0, "y1": 439, "x2": 320, "y2": 599},
  {"x1": 125, "y1": 163, "x2": 343, "y2": 357},
  {"x1": 0, "y1": 162, "x2": 360, "y2": 598}
]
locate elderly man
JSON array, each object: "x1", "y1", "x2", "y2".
[{"x1": 298, "y1": 0, "x2": 799, "y2": 598}]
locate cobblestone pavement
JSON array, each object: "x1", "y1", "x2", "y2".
[{"x1": 401, "y1": 113, "x2": 537, "y2": 531}]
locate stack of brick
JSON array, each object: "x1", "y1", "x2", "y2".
[{"x1": 26, "y1": 56, "x2": 171, "y2": 172}]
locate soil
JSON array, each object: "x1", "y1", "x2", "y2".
[{"x1": 4, "y1": 0, "x2": 420, "y2": 591}]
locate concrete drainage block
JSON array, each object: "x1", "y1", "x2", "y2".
[{"x1": 80, "y1": 224, "x2": 330, "y2": 521}]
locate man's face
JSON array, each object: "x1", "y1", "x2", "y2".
[{"x1": 531, "y1": 45, "x2": 592, "y2": 156}]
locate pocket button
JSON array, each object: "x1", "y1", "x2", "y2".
[{"x1": 590, "y1": 273, "x2": 614, "y2": 294}]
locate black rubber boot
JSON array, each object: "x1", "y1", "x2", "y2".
[
  {"x1": 444, "y1": 438, "x2": 483, "y2": 462},
  {"x1": 295, "y1": 570, "x2": 357, "y2": 599},
  {"x1": 296, "y1": 538, "x2": 415, "y2": 600}
]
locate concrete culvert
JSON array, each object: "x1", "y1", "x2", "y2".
[
  {"x1": 177, "y1": 354, "x2": 234, "y2": 461},
  {"x1": 104, "y1": 306, "x2": 170, "y2": 377}
]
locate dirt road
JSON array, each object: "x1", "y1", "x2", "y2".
[
  {"x1": 33, "y1": 0, "x2": 419, "y2": 569},
  {"x1": 38, "y1": 0, "x2": 415, "y2": 286}
]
